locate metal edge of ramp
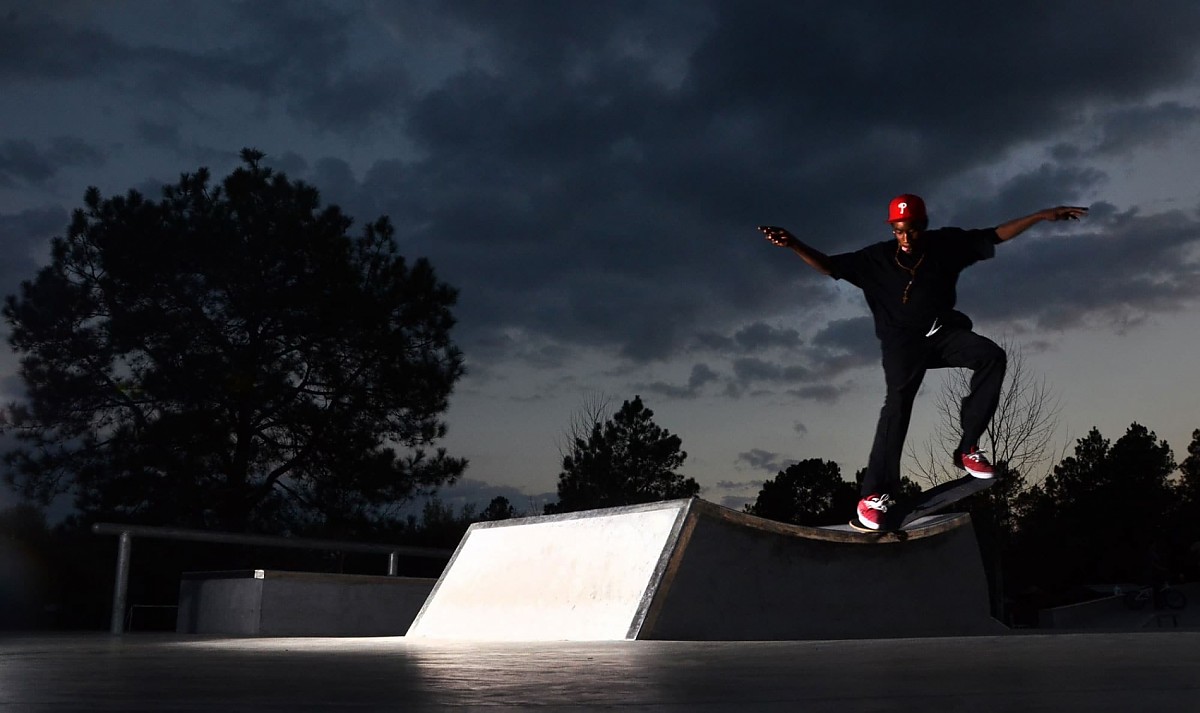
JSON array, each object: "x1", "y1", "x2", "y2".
[
  {"x1": 686, "y1": 498, "x2": 973, "y2": 543},
  {"x1": 625, "y1": 499, "x2": 696, "y2": 639}
]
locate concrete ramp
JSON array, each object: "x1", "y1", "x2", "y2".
[{"x1": 406, "y1": 497, "x2": 998, "y2": 641}]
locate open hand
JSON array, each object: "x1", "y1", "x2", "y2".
[
  {"x1": 758, "y1": 225, "x2": 796, "y2": 247},
  {"x1": 1045, "y1": 206, "x2": 1088, "y2": 222}
]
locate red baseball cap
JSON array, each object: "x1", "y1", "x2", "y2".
[{"x1": 887, "y1": 194, "x2": 926, "y2": 223}]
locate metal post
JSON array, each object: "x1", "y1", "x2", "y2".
[
  {"x1": 387, "y1": 551, "x2": 398, "y2": 576},
  {"x1": 110, "y1": 531, "x2": 132, "y2": 635}
]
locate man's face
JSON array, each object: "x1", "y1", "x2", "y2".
[{"x1": 891, "y1": 220, "x2": 923, "y2": 253}]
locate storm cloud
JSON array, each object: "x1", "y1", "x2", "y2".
[{"x1": 3, "y1": 0, "x2": 1200, "y2": 506}]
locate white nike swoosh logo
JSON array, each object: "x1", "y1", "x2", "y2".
[{"x1": 925, "y1": 319, "x2": 942, "y2": 338}]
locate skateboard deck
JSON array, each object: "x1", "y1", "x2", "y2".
[{"x1": 848, "y1": 474, "x2": 996, "y2": 532}]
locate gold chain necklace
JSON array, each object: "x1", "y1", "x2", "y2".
[{"x1": 894, "y1": 245, "x2": 924, "y2": 304}]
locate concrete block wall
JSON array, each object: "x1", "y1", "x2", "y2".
[{"x1": 177, "y1": 570, "x2": 436, "y2": 636}]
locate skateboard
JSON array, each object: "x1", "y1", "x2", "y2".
[{"x1": 847, "y1": 473, "x2": 996, "y2": 532}]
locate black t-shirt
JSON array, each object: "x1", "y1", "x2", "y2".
[{"x1": 828, "y1": 227, "x2": 998, "y2": 343}]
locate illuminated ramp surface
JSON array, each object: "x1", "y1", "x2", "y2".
[{"x1": 406, "y1": 497, "x2": 1000, "y2": 641}]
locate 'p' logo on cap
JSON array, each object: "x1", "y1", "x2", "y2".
[{"x1": 888, "y1": 194, "x2": 926, "y2": 223}]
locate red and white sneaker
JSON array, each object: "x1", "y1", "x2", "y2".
[
  {"x1": 958, "y1": 447, "x2": 995, "y2": 479},
  {"x1": 856, "y1": 494, "x2": 891, "y2": 530}
]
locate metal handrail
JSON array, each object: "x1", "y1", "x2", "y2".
[{"x1": 92, "y1": 522, "x2": 454, "y2": 634}]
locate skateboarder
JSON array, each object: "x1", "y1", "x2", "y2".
[{"x1": 760, "y1": 195, "x2": 1087, "y2": 530}]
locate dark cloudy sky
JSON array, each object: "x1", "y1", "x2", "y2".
[{"x1": 3, "y1": 1, "x2": 1200, "y2": 513}]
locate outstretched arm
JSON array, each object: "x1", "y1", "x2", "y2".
[
  {"x1": 758, "y1": 225, "x2": 834, "y2": 276},
  {"x1": 994, "y1": 206, "x2": 1089, "y2": 242}
]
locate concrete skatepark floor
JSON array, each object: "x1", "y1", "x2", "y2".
[{"x1": 2, "y1": 631, "x2": 1198, "y2": 712}]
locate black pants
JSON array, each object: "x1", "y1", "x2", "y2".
[{"x1": 860, "y1": 328, "x2": 1006, "y2": 498}]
